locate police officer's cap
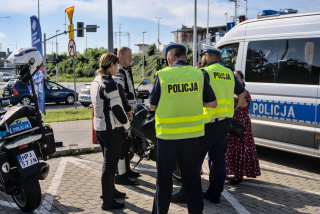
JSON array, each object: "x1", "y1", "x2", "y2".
[
  {"x1": 200, "y1": 45, "x2": 222, "y2": 56},
  {"x1": 162, "y1": 43, "x2": 188, "y2": 59}
]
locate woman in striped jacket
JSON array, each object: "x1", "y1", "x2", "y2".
[{"x1": 91, "y1": 53, "x2": 130, "y2": 211}]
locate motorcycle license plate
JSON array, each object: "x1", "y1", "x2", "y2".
[
  {"x1": 17, "y1": 150, "x2": 38, "y2": 169},
  {"x1": 9, "y1": 117, "x2": 32, "y2": 134}
]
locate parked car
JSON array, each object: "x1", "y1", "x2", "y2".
[
  {"x1": 3, "y1": 79, "x2": 78, "y2": 105},
  {"x1": 0, "y1": 72, "x2": 14, "y2": 82},
  {"x1": 78, "y1": 83, "x2": 91, "y2": 107}
]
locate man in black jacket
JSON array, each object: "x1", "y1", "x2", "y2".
[{"x1": 113, "y1": 46, "x2": 140, "y2": 185}]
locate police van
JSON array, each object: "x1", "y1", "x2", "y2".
[{"x1": 215, "y1": 11, "x2": 320, "y2": 158}]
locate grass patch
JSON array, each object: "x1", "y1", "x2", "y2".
[
  {"x1": 57, "y1": 76, "x2": 95, "y2": 82},
  {"x1": 45, "y1": 108, "x2": 92, "y2": 123}
]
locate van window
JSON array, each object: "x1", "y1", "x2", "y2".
[
  {"x1": 245, "y1": 38, "x2": 320, "y2": 85},
  {"x1": 219, "y1": 44, "x2": 239, "y2": 71}
]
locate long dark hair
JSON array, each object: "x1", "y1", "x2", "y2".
[{"x1": 235, "y1": 70, "x2": 245, "y2": 87}]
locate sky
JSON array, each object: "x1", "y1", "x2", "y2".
[{"x1": 0, "y1": 0, "x2": 320, "y2": 56}]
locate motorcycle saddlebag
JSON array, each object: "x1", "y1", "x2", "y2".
[
  {"x1": 42, "y1": 124, "x2": 56, "y2": 157},
  {"x1": 0, "y1": 152, "x2": 12, "y2": 183}
]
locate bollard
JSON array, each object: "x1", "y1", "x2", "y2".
[{"x1": 92, "y1": 106, "x2": 98, "y2": 144}]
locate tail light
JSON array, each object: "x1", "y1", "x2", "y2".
[{"x1": 12, "y1": 88, "x2": 19, "y2": 95}]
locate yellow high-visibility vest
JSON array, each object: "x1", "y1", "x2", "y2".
[
  {"x1": 155, "y1": 66, "x2": 205, "y2": 139},
  {"x1": 203, "y1": 63, "x2": 235, "y2": 123}
]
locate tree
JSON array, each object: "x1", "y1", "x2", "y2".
[{"x1": 147, "y1": 43, "x2": 157, "y2": 56}]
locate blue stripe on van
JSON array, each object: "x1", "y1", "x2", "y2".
[{"x1": 249, "y1": 99, "x2": 316, "y2": 124}]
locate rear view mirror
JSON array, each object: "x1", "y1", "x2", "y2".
[
  {"x1": 142, "y1": 79, "x2": 150, "y2": 85},
  {"x1": 0, "y1": 99, "x2": 10, "y2": 107}
]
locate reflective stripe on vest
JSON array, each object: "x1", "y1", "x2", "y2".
[
  {"x1": 155, "y1": 66, "x2": 205, "y2": 140},
  {"x1": 203, "y1": 64, "x2": 235, "y2": 123}
]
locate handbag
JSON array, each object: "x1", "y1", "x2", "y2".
[{"x1": 230, "y1": 120, "x2": 246, "y2": 137}]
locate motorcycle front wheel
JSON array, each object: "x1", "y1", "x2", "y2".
[{"x1": 12, "y1": 178, "x2": 41, "y2": 212}]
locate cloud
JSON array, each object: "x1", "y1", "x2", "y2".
[{"x1": 0, "y1": 33, "x2": 6, "y2": 38}]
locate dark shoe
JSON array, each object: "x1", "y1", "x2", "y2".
[
  {"x1": 114, "y1": 189, "x2": 126, "y2": 198},
  {"x1": 203, "y1": 192, "x2": 220, "y2": 204},
  {"x1": 101, "y1": 200, "x2": 124, "y2": 210},
  {"x1": 100, "y1": 189, "x2": 126, "y2": 199},
  {"x1": 171, "y1": 193, "x2": 187, "y2": 203},
  {"x1": 115, "y1": 174, "x2": 138, "y2": 185},
  {"x1": 126, "y1": 169, "x2": 140, "y2": 177},
  {"x1": 230, "y1": 178, "x2": 242, "y2": 185}
]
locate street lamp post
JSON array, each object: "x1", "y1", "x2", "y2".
[
  {"x1": 193, "y1": 0, "x2": 197, "y2": 66},
  {"x1": 244, "y1": 0, "x2": 248, "y2": 18},
  {"x1": 206, "y1": 0, "x2": 210, "y2": 45},
  {"x1": 142, "y1": 31, "x2": 147, "y2": 80},
  {"x1": 155, "y1": 17, "x2": 162, "y2": 52},
  {"x1": 229, "y1": 0, "x2": 237, "y2": 24},
  {"x1": 55, "y1": 30, "x2": 60, "y2": 83},
  {"x1": 225, "y1": 12, "x2": 228, "y2": 26}
]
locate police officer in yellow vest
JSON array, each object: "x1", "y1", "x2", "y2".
[
  {"x1": 171, "y1": 45, "x2": 246, "y2": 204},
  {"x1": 149, "y1": 43, "x2": 217, "y2": 214}
]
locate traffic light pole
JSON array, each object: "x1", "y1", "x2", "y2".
[{"x1": 41, "y1": 26, "x2": 100, "y2": 76}]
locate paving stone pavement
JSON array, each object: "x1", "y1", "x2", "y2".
[{"x1": 0, "y1": 151, "x2": 319, "y2": 213}]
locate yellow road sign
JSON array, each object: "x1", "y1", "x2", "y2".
[
  {"x1": 68, "y1": 24, "x2": 74, "y2": 39},
  {"x1": 66, "y1": 6, "x2": 74, "y2": 24}
]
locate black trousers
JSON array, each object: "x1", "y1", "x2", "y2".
[
  {"x1": 152, "y1": 138, "x2": 204, "y2": 214},
  {"x1": 177, "y1": 119, "x2": 231, "y2": 201},
  {"x1": 96, "y1": 128, "x2": 125, "y2": 204}
]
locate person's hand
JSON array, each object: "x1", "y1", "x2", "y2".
[{"x1": 127, "y1": 111, "x2": 133, "y2": 120}]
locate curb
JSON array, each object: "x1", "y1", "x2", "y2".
[{"x1": 52, "y1": 144, "x2": 102, "y2": 157}]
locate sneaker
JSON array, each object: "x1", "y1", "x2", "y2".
[
  {"x1": 125, "y1": 170, "x2": 140, "y2": 178},
  {"x1": 101, "y1": 200, "x2": 124, "y2": 210},
  {"x1": 203, "y1": 192, "x2": 220, "y2": 204},
  {"x1": 170, "y1": 193, "x2": 187, "y2": 203},
  {"x1": 115, "y1": 174, "x2": 138, "y2": 185}
]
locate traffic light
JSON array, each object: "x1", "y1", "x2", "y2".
[
  {"x1": 162, "y1": 58, "x2": 166, "y2": 65},
  {"x1": 239, "y1": 15, "x2": 246, "y2": 23},
  {"x1": 113, "y1": 48, "x2": 118, "y2": 55},
  {"x1": 157, "y1": 58, "x2": 160, "y2": 65},
  {"x1": 77, "y1": 22, "x2": 84, "y2": 37},
  {"x1": 144, "y1": 60, "x2": 147, "y2": 66}
]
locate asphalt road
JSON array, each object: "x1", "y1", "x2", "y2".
[{"x1": 0, "y1": 81, "x2": 154, "y2": 110}]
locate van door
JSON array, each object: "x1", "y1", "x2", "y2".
[{"x1": 244, "y1": 38, "x2": 320, "y2": 156}]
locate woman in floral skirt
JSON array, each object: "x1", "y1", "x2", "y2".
[{"x1": 225, "y1": 71, "x2": 261, "y2": 185}]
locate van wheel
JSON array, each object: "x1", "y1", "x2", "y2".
[
  {"x1": 20, "y1": 96, "x2": 31, "y2": 105},
  {"x1": 65, "y1": 95, "x2": 75, "y2": 105}
]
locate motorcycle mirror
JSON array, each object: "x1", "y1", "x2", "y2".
[
  {"x1": 142, "y1": 79, "x2": 150, "y2": 85},
  {"x1": 0, "y1": 98, "x2": 10, "y2": 108}
]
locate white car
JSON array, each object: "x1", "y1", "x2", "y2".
[
  {"x1": 78, "y1": 83, "x2": 91, "y2": 107},
  {"x1": 0, "y1": 72, "x2": 14, "y2": 82}
]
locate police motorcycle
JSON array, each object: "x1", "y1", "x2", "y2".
[
  {"x1": 129, "y1": 79, "x2": 157, "y2": 167},
  {"x1": 0, "y1": 48, "x2": 56, "y2": 212},
  {"x1": 129, "y1": 79, "x2": 182, "y2": 181}
]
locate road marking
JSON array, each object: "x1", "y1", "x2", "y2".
[
  {"x1": 202, "y1": 168, "x2": 250, "y2": 214},
  {"x1": 242, "y1": 182, "x2": 320, "y2": 196},
  {"x1": 260, "y1": 164, "x2": 320, "y2": 181},
  {"x1": 76, "y1": 157, "x2": 158, "y2": 172}
]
